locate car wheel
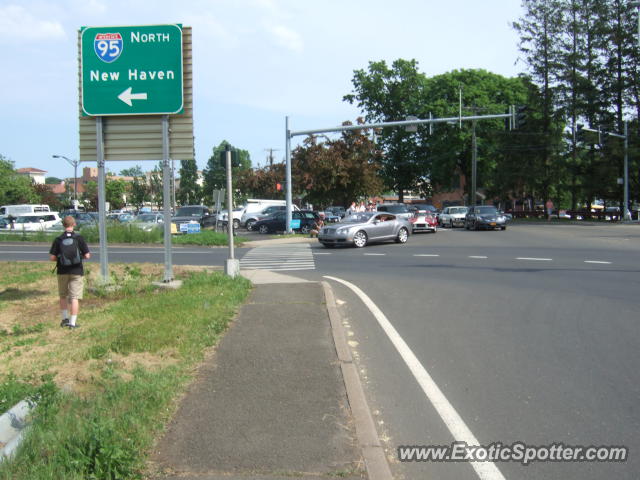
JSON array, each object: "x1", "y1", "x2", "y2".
[
  {"x1": 395, "y1": 227, "x2": 409, "y2": 243},
  {"x1": 300, "y1": 224, "x2": 311, "y2": 234},
  {"x1": 465, "y1": 221, "x2": 470, "y2": 230},
  {"x1": 246, "y1": 220, "x2": 255, "y2": 231},
  {"x1": 501, "y1": 226, "x2": 507, "y2": 230},
  {"x1": 233, "y1": 219, "x2": 240, "y2": 230},
  {"x1": 322, "y1": 243, "x2": 335, "y2": 248},
  {"x1": 449, "y1": 219, "x2": 454, "y2": 228},
  {"x1": 258, "y1": 224, "x2": 269, "y2": 234},
  {"x1": 474, "y1": 221, "x2": 479, "y2": 231},
  {"x1": 353, "y1": 230, "x2": 368, "y2": 248}
]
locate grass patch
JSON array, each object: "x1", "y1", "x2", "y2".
[
  {"x1": 0, "y1": 226, "x2": 245, "y2": 246},
  {"x1": 173, "y1": 230, "x2": 247, "y2": 246},
  {"x1": 269, "y1": 233, "x2": 310, "y2": 239},
  {"x1": 0, "y1": 261, "x2": 251, "y2": 480}
]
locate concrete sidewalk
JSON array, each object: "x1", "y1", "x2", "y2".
[{"x1": 150, "y1": 281, "x2": 367, "y2": 480}]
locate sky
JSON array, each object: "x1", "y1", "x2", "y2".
[{"x1": 0, "y1": 0, "x2": 525, "y2": 180}]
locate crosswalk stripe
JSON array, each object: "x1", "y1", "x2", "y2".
[{"x1": 240, "y1": 243, "x2": 316, "y2": 271}]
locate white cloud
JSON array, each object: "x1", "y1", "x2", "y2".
[
  {"x1": 68, "y1": 0, "x2": 107, "y2": 15},
  {"x1": 0, "y1": 4, "x2": 65, "y2": 43},
  {"x1": 267, "y1": 24, "x2": 303, "y2": 53}
]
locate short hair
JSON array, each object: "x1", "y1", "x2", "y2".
[{"x1": 62, "y1": 216, "x2": 76, "y2": 228}]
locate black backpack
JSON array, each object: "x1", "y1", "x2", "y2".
[{"x1": 58, "y1": 233, "x2": 82, "y2": 267}]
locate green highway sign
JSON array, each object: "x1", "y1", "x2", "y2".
[{"x1": 81, "y1": 24, "x2": 183, "y2": 116}]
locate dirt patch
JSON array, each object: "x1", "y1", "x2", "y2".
[{"x1": 53, "y1": 350, "x2": 179, "y2": 393}]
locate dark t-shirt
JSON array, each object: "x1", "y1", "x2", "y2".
[{"x1": 49, "y1": 231, "x2": 90, "y2": 275}]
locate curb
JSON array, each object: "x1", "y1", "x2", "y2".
[
  {"x1": 0, "y1": 399, "x2": 33, "y2": 462},
  {"x1": 322, "y1": 281, "x2": 393, "y2": 480}
]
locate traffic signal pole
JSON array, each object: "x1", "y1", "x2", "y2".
[{"x1": 284, "y1": 109, "x2": 516, "y2": 226}]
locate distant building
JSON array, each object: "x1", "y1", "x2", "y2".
[{"x1": 16, "y1": 167, "x2": 46, "y2": 184}]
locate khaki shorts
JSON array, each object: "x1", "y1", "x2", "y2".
[{"x1": 57, "y1": 274, "x2": 84, "y2": 300}]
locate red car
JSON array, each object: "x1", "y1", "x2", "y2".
[{"x1": 409, "y1": 211, "x2": 438, "y2": 233}]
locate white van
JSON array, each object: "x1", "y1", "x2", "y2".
[
  {"x1": 240, "y1": 200, "x2": 299, "y2": 228},
  {"x1": 0, "y1": 204, "x2": 51, "y2": 217},
  {"x1": 12, "y1": 213, "x2": 62, "y2": 231}
]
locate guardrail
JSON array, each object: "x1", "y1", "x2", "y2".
[{"x1": 507, "y1": 210, "x2": 638, "y2": 221}]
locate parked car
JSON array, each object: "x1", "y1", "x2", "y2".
[
  {"x1": 409, "y1": 211, "x2": 438, "y2": 233},
  {"x1": 60, "y1": 210, "x2": 97, "y2": 227},
  {"x1": 318, "y1": 211, "x2": 411, "y2": 248},
  {"x1": 439, "y1": 206, "x2": 469, "y2": 228},
  {"x1": 376, "y1": 203, "x2": 413, "y2": 220},
  {"x1": 464, "y1": 206, "x2": 507, "y2": 230},
  {"x1": 132, "y1": 213, "x2": 165, "y2": 232},
  {"x1": 216, "y1": 207, "x2": 244, "y2": 229},
  {"x1": 12, "y1": 213, "x2": 62, "y2": 231},
  {"x1": 325, "y1": 206, "x2": 346, "y2": 218},
  {"x1": 172, "y1": 205, "x2": 213, "y2": 230},
  {"x1": 243, "y1": 204, "x2": 299, "y2": 230},
  {"x1": 252, "y1": 210, "x2": 318, "y2": 234}
]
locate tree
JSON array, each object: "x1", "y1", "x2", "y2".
[
  {"x1": 0, "y1": 155, "x2": 39, "y2": 205},
  {"x1": 203, "y1": 141, "x2": 252, "y2": 203},
  {"x1": 344, "y1": 59, "x2": 428, "y2": 202},
  {"x1": 106, "y1": 179, "x2": 127, "y2": 210},
  {"x1": 130, "y1": 175, "x2": 149, "y2": 208},
  {"x1": 119, "y1": 165, "x2": 144, "y2": 177},
  {"x1": 149, "y1": 163, "x2": 163, "y2": 208},
  {"x1": 33, "y1": 184, "x2": 64, "y2": 211},
  {"x1": 45, "y1": 177, "x2": 62, "y2": 185},
  {"x1": 177, "y1": 159, "x2": 201, "y2": 205},
  {"x1": 236, "y1": 164, "x2": 286, "y2": 200},
  {"x1": 83, "y1": 181, "x2": 98, "y2": 210},
  {"x1": 291, "y1": 122, "x2": 384, "y2": 207},
  {"x1": 513, "y1": 0, "x2": 566, "y2": 214}
]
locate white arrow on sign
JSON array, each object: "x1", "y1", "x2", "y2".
[{"x1": 118, "y1": 87, "x2": 148, "y2": 106}]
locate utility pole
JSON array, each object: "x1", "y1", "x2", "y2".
[
  {"x1": 264, "y1": 148, "x2": 280, "y2": 167},
  {"x1": 471, "y1": 120, "x2": 477, "y2": 207}
]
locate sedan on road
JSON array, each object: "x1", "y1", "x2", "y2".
[
  {"x1": 318, "y1": 212, "x2": 411, "y2": 248},
  {"x1": 438, "y1": 206, "x2": 468, "y2": 228},
  {"x1": 464, "y1": 205, "x2": 507, "y2": 230}
]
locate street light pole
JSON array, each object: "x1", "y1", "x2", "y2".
[{"x1": 52, "y1": 155, "x2": 79, "y2": 204}]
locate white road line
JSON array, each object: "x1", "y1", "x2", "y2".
[
  {"x1": 516, "y1": 257, "x2": 553, "y2": 261},
  {"x1": 363, "y1": 253, "x2": 386, "y2": 256},
  {"x1": 413, "y1": 254, "x2": 440, "y2": 257},
  {"x1": 469, "y1": 256, "x2": 488, "y2": 259},
  {"x1": 584, "y1": 260, "x2": 612, "y2": 264},
  {"x1": 324, "y1": 275, "x2": 506, "y2": 480},
  {"x1": 313, "y1": 252, "x2": 332, "y2": 255}
]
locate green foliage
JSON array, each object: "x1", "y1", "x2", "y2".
[
  {"x1": 177, "y1": 159, "x2": 202, "y2": 205},
  {"x1": 202, "y1": 141, "x2": 252, "y2": 203},
  {"x1": 118, "y1": 166, "x2": 143, "y2": 177},
  {"x1": 0, "y1": 155, "x2": 40, "y2": 205},
  {"x1": 291, "y1": 124, "x2": 384, "y2": 207},
  {"x1": 344, "y1": 59, "x2": 428, "y2": 201}
]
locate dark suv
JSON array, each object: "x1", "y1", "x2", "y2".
[{"x1": 172, "y1": 205, "x2": 215, "y2": 229}]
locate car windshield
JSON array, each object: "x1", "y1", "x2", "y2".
[
  {"x1": 450, "y1": 207, "x2": 468, "y2": 214},
  {"x1": 176, "y1": 207, "x2": 204, "y2": 217},
  {"x1": 136, "y1": 214, "x2": 157, "y2": 222},
  {"x1": 343, "y1": 212, "x2": 376, "y2": 223},
  {"x1": 476, "y1": 206, "x2": 498, "y2": 214}
]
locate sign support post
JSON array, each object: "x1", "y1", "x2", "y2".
[
  {"x1": 162, "y1": 115, "x2": 173, "y2": 282},
  {"x1": 96, "y1": 117, "x2": 109, "y2": 283},
  {"x1": 224, "y1": 145, "x2": 240, "y2": 277}
]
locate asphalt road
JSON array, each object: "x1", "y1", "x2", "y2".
[
  {"x1": 2, "y1": 223, "x2": 639, "y2": 480},
  {"x1": 308, "y1": 223, "x2": 640, "y2": 480}
]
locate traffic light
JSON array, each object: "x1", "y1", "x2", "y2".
[
  {"x1": 219, "y1": 149, "x2": 240, "y2": 168},
  {"x1": 514, "y1": 105, "x2": 528, "y2": 129}
]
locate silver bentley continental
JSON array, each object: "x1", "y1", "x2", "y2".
[{"x1": 317, "y1": 211, "x2": 411, "y2": 248}]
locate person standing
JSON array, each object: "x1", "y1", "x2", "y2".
[{"x1": 49, "y1": 216, "x2": 90, "y2": 329}]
